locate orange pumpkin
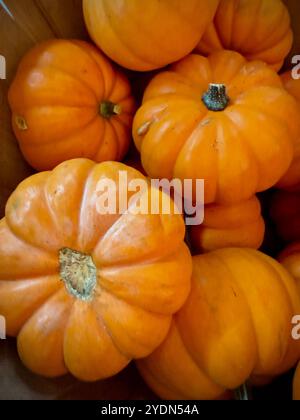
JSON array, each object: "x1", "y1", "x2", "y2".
[
  {"x1": 279, "y1": 242, "x2": 300, "y2": 294},
  {"x1": 277, "y1": 71, "x2": 300, "y2": 191},
  {"x1": 270, "y1": 190, "x2": 300, "y2": 242},
  {"x1": 8, "y1": 39, "x2": 135, "y2": 171},
  {"x1": 294, "y1": 363, "x2": 300, "y2": 400},
  {"x1": 190, "y1": 196, "x2": 265, "y2": 253},
  {"x1": 0, "y1": 159, "x2": 192, "y2": 380},
  {"x1": 133, "y1": 50, "x2": 299, "y2": 204},
  {"x1": 83, "y1": 0, "x2": 219, "y2": 71},
  {"x1": 196, "y1": 0, "x2": 293, "y2": 71},
  {"x1": 137, "y1": 249, "x2": 300, "y2": 400}
]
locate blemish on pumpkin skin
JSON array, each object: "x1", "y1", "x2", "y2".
[
  {"x1": 212, "y1": 138, "x2": 222, "y2": 151},
  {"x1": 231, "y1": 287, "x2": 238, "y2": 298},
  {"x1": 200, "y1": 118, "x2": 211, "y2": 127},
  {"x1": 11, "y1": 198, "x2": 20, "y2": 211}
]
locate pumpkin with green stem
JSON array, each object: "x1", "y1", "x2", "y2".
[
  {"x1": 0, "y1": 159, "x2": 192, "y2": 380},
  {"x1": 8, "y1": 39, "x2": 135, "y2": 171},
  {"x1": 133, "y1": 50, "x2": 299, "y2": 204}
]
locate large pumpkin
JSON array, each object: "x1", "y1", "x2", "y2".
[
  {"x1": 190, "y1": 196, "x2": 265, "y2": 253},
  {"x1": 137, "y1": 249, "x2": 300, "y2": 400},
  {"x1": 83, "y1": 0, "x2": 219, "y2": 71},
  {"x1": 0, "y1": 159, "x2": 192, "y2": 380},
  {"x1": 8, "y1": 39, "x2": 135, "y2": 171},
  {"x1": 294, "y1": 363, "x2": 300, "y2": 400},
  {"x1": 277, "y1": 71, "x2": 300, "y2": 191},
  {"x1": 133, "y1": 50, "x2": 299, "y2": 204},
  {"x1": 196, "y1": 0, "x2": 293, "y2": 71},
  {"x1": 270, "y1": 190, "x2": 300, "y2": 242}
]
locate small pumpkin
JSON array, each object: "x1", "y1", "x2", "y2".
[
  {"x1": 0, "y1": 159, "x2": 192, "y2": 380},
  {"x1": 278, "y1": 242, "x2": 300, "y2": 294},
  {"x1": 8, "y1": 39, "x2": 135, "y2": 171},
  {"x1": 190, "y1": 196, "x2": 265, "y2": 253},
  {"x1": 83, "y1": 0, "x2": 219, "y2": 71},
  {"x1": 133, "y1": 50, "x2": 299, "y2": 204},
  {"x1": 137, "y1": 249, "x2": 300, "y2": 400},
  {"x1": 294, "y1": 363, "x2": 300, "y2": 400},
  {"x1": 277, "y1": 71, "x2": 300, "y2": 191},
  {"x1": 196, "y1": 0, "x2": 293, "y2": 71},
  {"x1": 270, "y1": 190, "x2": 300, "y2": 242}
]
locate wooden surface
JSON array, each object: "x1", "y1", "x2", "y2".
[
  {"x1": 0, "y1": 0, "x2": 88, "y2": 217},
  {"x1": 0, "y1": 338, "x2": 156, "y2": 400}
]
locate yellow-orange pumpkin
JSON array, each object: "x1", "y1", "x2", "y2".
[
  {"x1": 294, "y1": 363, "x2": 300, "y2": 400},
  {"x1": 190, "y1": 196, "x2": 265, "y2": 253},
  {"x1": 196, "y1": 0, "x2": 293, "y2": 71},
  {"x1": 0, "y1": 159, "x2": 192, "y2": 380},
  {"x1": 137, "y1": 249, "x2": 300, "y2": 400},
  {"x1": 8, "y1": 39, "x2": 135, "y2": 171},
  {"x1": 133, "y1": 50, "x2": 299, "y2": 204},
  {"x1": 83, "y1": 0, "x2": 219, "y2": 71},
  {"x1": 277, "y1": 71, "x2": 300, "y2": 191},
  {"x1": 270, "y1": 190, "x2": 300, "y2": 242}
]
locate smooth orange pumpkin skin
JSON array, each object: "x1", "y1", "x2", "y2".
[
  {"x1": 277, "y1": 71, "x2": 300, "y2": 191},
  {"x1": 137, "y1": 249, "x2": 300, "y2": 400},
  {"x1": 270, "y1": 190, "x2": 300, "y2": 242},
  {"x1": 0, "y1": 159, "x2": 192, "y2": 381},
  {"x1": 190, "y1": 196, "x2": 265, "y2": 253},
  {"x1": 83, "y1": 0, "x2": 219, "y2": 71},
  {"x1": 8, "y1": 39, "x2": 135, "y2": 171},
  {"x1": 196, "y1": 0, "x2": 293, "y2": 71},
  {"x1": 294, "y1": 363, "x2": 300, "y2": 400},
  {"x1": 133, "y1": 50, "x2": 299, "y2": 204}
]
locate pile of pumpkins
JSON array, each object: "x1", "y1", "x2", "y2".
[{"x1": 1, "y1": 0, "x2": 300, "y2": 400}]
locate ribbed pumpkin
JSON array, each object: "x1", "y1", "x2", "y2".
[
  {"x1": 196, "y1": 0, "x2": 293, "y2": 71},
  {"x1": 0, "y1": 159, "x2": 192, "y2": 380},
  {"x1": 270, "y1": 190, "x2": 300, "y2": 242},
  {"x1": 8, "y1": 39, "x2": 135, "y2": 171},
  {"x1": 137, "y1": 249, "x2": 300, "y2": 400},
  {"x1": 190, "y1": 196, "x2": 265, "y2": 253},
  {"x1": 133, "y1": 50, "x2": 299, "y2": 204},
  {"x1": 279, "y1": 242, "x2": 300, "y2": 294},
  {"x1": 277, "y1": 71, "x2": 300, "y2": 191},
  {"x1": 294, "y1": 363, "x2": 300, "y2": 400},
  {"x1": 83, "y1": 0, "x2": 219, "y2": 71}
]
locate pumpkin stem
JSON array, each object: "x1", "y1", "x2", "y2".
[
  {"x1": 202, "y1": 83, "x2": 230, "y2": 112},
  {"x1": 59, "y1": 248, "x2": 97, "y2": 301},
  {"x1": 100, "y1": 101, "x2": 122, "y2": 119},
  {"x1": 15, "y1": 115, "x2": 28, "y2": 131}
]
